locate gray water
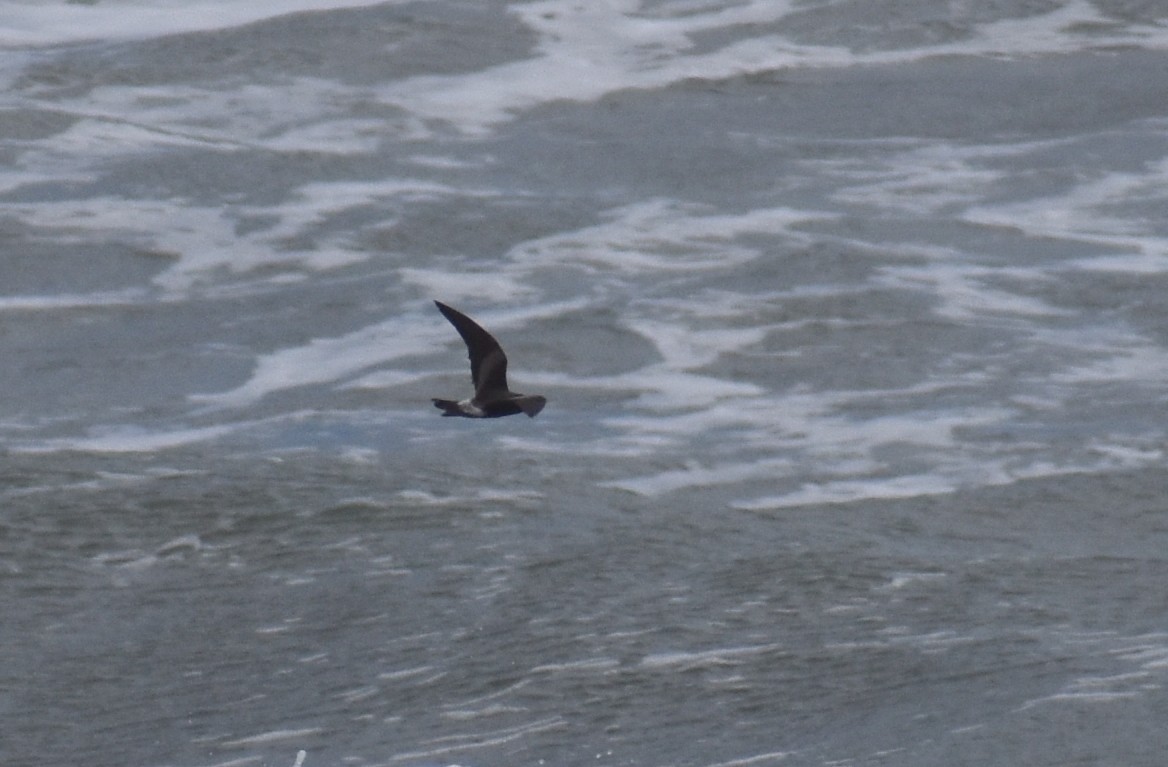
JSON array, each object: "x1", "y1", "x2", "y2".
[{"x1": 3, "y1": 2, "x2": 1168, "y2": 766}]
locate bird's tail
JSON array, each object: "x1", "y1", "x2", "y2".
[
  {"x1": 515, "y1": 395, "x2": 547, "y2": 418},
  {"x1": 432, "y1": 399, "x2": 463, "y2": 416}
]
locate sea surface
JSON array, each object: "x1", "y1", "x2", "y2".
[{"x1": 3, "y1": 2, "x2": 1168, "y2": 766}]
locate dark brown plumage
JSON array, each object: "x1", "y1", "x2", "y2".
[{"x1": 432, "y1": 301, "x2": 546, "y2": 418}]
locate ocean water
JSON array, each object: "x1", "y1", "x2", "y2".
[{"x1": 3, "y1": 1, "x2": 1168, "y2": 765}]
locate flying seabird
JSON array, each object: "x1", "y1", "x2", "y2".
[{"x1": 431, "y1": 300, "x2": 546, "y2": 418}]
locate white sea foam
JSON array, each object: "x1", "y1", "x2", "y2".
[
  {"x1": 378, "y1": 0, "x2": 812, "y2": 135},
  {"x1": 199, "y1": 757, "x2": 262, "y2": 767},
  {"x1": 340, "y1": 370, "x2": 433, "y2": 391},
  {"x1": 9, "y1": 175, "x2": 471, "y2": 294},
  {"x1": 441, "y1": 703, "x2": 529, "y2": 721},
  {"x1": 377, "y1": 665, "x2": 436, "y2": 682},
  {"x1": 0, "y1": 289, "x2": 152, "y2": 312},
  {"x1": 880, "y1": 572, "x2": 948, "y2": 592},
  {"x1": 1116, "y1": 638, "x2": 1168, "y2": 662},
  {"x1": 878, "y1": 260, "x2": 1069, "y2": 322},
  {"x1": 259, "y1": 118, "x2": 387, "y2": 155},
  {"x1": 523, "y1": 367, "x2": 764, "y2": 417},
  {"x1": 828, "y1": 139, "x2": 1010, "y2": 216},
  {"x1": 1050, "y1": 339, "x2": 1168, "y2": 385},
  {"x1": 11, "y1": 422, "x2": 240, "y2": 454},
  {"x1": 603, "y1": 457, "x2": 795, "y2": 497},
  {"x1": 605, "y1": 388, "x2": 1002, "y2": 495},
  {"x1": 191, "y1": 316, "x2": 436, "y2": 408},
  {"x1": 1009, "y1": 635, "x2": 1168, "y2": 709},
  {"x1": 508, "y1": 200, "x2": 832, "y2": 274},
  {"x1": 967, "y1": 153, "x2": 1168, "y2": 259},
  {"x1": 733, "y1": 473, "x2": 961, "y2": 510},
  {"x1": 529, "y1": 658, "x2": 621, "y2": 675},
  {"x1": 398, "y1": 266, "x2": 534, "y2": 304},
  {"x1": 378, "y1": 716, "x2": 565, "y2": 765},
  {"x1": 219, "y1": 727, "x2": 323, "y2": 749},
  {"x1": 731, "y1": 438, "x2": 1166, "y2": 510},
  {"x1": 641, "y1": 643, "x2": 781, "y2": 670},
  {"x1": 630, "y1": 320, "x2": 769, "y2": 370},
  {"x1": 0, "y1": 0, "x2": 396, "y2": 47},
  {"x1": 375, "y1": 0, "x2": 1168, "y2": 135},
  {"x1": 24, "y1": 111, "x2": 218, "y2": 162},
  {"x1": 706, "y1": 752, "x2": 793, "y2": 767},
  {"x1": 593, "y1": 337, "x2": 1168, "y2": 504},
  {"x1": 394, "y1": 488, "x2": 544, "y2": 507},
  {"x1": 1019, "y1": 661, "x2": 1155, "y2": 710}
]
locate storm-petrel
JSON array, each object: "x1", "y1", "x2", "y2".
[{"x1": 432, "y1": 301, "x2": 546, "y2": 418}]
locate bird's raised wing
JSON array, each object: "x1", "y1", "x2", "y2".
[{"x1": 434, "y1": 301, "x2": 510, "y2": 396}]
